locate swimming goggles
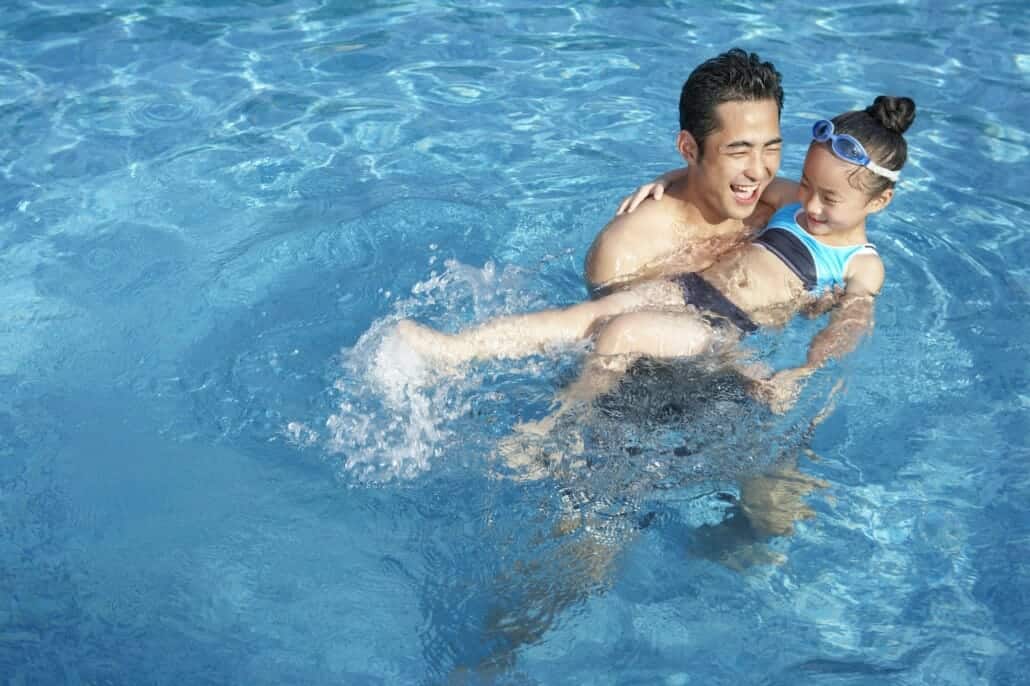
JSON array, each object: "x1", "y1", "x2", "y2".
[{"x1": 812, "y1": 119, "x2": 899, "y2": 182}]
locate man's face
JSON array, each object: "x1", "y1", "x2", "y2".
[{"x1": 694, "y1": 99, "x2": 782, "y2": 221}]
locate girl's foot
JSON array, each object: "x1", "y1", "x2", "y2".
[{"x1": 394, "y1": 319, "x2": 463, "y2": 366}]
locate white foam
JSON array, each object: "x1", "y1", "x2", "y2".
[
  {"x1": 324, "y1": 321, "x2": 475, "y2": 482},
  {"x1": 284, "y1": 258, "x2": 574, "y2": 482},
  {"x1": 366, "y1": 324, "x2": 436, "y2": 405},
  {"x1": 312, "y1": 260, "x2": 530, "y2": 482},
  {"x1": 284, "y1": 421, "x2": 318, "y2": 446}
]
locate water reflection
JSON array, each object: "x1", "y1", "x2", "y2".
[{"x1": 423, "y1": 359, "x2": 840, "y2": 677}]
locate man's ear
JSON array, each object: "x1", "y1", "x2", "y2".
[{"x1": 677, "y1": 130, "x2": 699, "y2": 165}]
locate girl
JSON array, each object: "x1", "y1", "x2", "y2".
[{"x1": 398, "y1": 96, "x2": 916, "y2": 415}]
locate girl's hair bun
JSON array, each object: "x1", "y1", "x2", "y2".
[{"x1": 867, "y1": 96, "x2": 916, "y2": 134}]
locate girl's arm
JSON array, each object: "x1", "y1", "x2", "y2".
[
  {"x1": 749, "y1": 255, "x2": 884, "y2": 412},
  {"x1": 758, "y1": 177, "x2": 800, "y2": 211},
  {"x1": 615, "y1": 167, "x2": 688, "y2": 214},
  {"x1": 616, "y1": 169, "x2": 799, "y2": 215}
]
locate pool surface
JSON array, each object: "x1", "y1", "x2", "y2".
[{"x1": 2, "y1": 1, "x2": 1028, "y2": 684}]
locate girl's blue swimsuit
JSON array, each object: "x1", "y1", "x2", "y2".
[
  {"x1": 675, "y1": 203, "x2": 878, "y2": 333},
  {"x1": 754, "y1": 202, "x2": 877, "y2": 294}
]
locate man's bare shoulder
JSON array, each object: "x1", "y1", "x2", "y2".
[
  {"x1": 603, "y1": 197, "x2": 689, "y2": 237},
  {"x1": 585, "y1": 199, "x2": 694, "y2": 286}
]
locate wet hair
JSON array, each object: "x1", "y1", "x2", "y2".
[
  {"x1": 831, "y1": 95, "x2": 916, "y2": 195},
  {"x1": 678, "y1": 48, "x2": 784, "y2": 160}
]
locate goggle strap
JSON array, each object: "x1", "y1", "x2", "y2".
[{"x1": 863, "y1": 159, "x2": 900, "y2": 182}]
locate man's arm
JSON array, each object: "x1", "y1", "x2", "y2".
[
  {"x1": 590, "y1": 173, "x2": 797, "y2": 291},
  {"x1": 586, "y1": 192, "x2": 762, "y2": 292}
]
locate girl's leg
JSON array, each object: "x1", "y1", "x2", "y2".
[
  {"x1": 551, "y1": 309, "x2": 724, "y2": 414},
  {"x1": 396, "y1": 279, "x2": 683, "y2": 364},
  {"x1": 503, "y1": 309, "x2": 723, "y2": 474}
]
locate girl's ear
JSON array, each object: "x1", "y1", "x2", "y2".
[
  {"x1": 867, "y1": 187, "x2": 894, "y2": 214},
  {"x1": 677, "y1": 130, "x2": 699, "y2": 165}
]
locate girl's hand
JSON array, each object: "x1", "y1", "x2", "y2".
[
  {"x1": 747, "y1": 367, "x2": 812, "y2": 414},
  {"x1": 616, "y1": 180, "x2": 666, "y2": 215},
  {"x1": 615, "y1": 167, "x2": 688, "y2": 215}
]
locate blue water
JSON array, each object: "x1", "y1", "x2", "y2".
[{"x1": 3, "y1": 1, "x2": 1028, "y2": 684}]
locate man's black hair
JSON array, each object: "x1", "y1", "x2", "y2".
[{"x1": 679, "y1": 48, "x2": 784, "y2": 160}]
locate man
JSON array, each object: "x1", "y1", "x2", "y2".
[
  {"x1": 584, "y1": 48, "x2": 785, "y2": 294},
  {"x1": 399, "y1": 48, "x2": 828, "y2": 529},
  {"x1": 404, "y1": 49, "x2": 829, "y2": 675},
  {"x1": 576, "y1": 49, "x2": 830, "y2": 550}
]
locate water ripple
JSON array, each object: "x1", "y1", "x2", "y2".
[
  {"x1": 130, "y1": 99, "x2": 196, "y2": 127},
  {"x1": 314, "y1": 221, "x2": 381, "y2": 274},
  {"x1": 34, "y1": 222, "x2": 189, "y2": 304},
  {"x1": 3, "y1": 1, "x2": 1027, "y2": 682}
]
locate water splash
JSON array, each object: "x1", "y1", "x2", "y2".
[
  {"x1": 288, "y1": 255, "x2": 844, "y2": 486},
  {"x1": 295, "y1": 258, "x2": 549, "y2": 483},
  {"x1": 325, "y1": 317, "x2": 477, "y2": 482}
]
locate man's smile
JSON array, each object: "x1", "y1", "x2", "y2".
[{"x1": 731, "y1": 182, "x2": 760, "y2": 203}]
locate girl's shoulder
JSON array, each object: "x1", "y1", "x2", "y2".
[{"x1": 845, "y1": 251, "x2": 885, "y2": 296}]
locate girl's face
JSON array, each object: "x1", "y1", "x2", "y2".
[{"x1": 797, "y1": 143, "x2": 892, "y2": 238}]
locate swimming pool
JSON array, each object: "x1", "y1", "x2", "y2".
[{"x1": 2, "y1": 1, "x2": 1028, "y2": 683}]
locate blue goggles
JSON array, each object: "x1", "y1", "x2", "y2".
[{"x1": 812, "y1": 119, "x2": 899, "y2": 182}]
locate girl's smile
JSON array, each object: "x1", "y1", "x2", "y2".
[{"x1": 797, "y1": 144, "x2": 892, "y2": 244}]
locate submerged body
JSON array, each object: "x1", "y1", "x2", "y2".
[{"x1": 395, "y1": 96, "x2": 913, "y2": 504}]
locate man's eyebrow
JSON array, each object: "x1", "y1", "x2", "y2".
[{"x1": 723, "y1": 137, "x2": 783, "y2": 150}]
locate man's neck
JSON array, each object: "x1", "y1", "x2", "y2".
[{"x1": 665, "y1": 169, "x2": 748, "y2": 237}]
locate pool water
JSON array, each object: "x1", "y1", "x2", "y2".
[{"x1": 2, "y1": 1, "x2": 1028, "y2": 684}]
